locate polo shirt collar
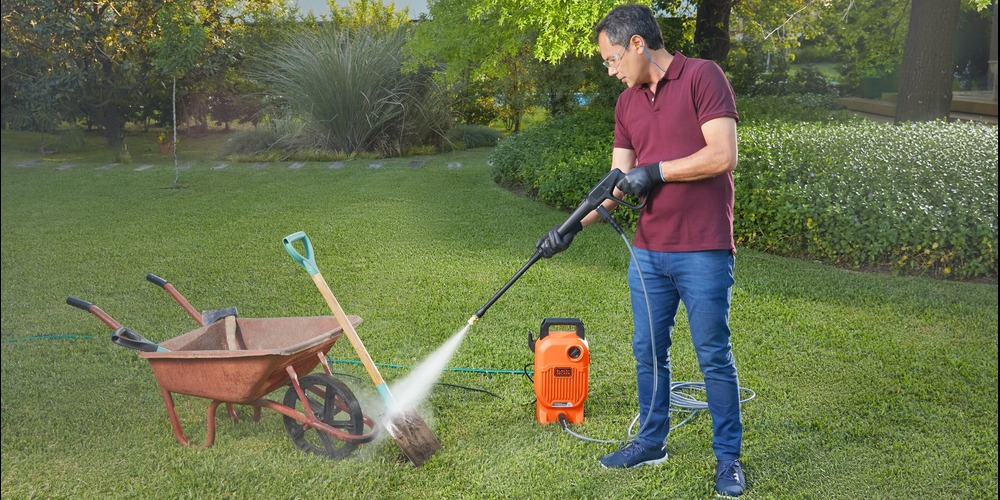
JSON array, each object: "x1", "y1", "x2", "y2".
[{"x1": 644, "y1": 51, "x2": 688, "y2": 91}]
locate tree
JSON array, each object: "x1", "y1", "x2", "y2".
[
  {"x1": 891, "y1": 0, "x2": 999, "y2": 122},
  {"x1": 418, "y1": 0, "x2": 628, "y2": 62},
  {"x1": 894, "y1": 0, "x2": 962, "y2": 122},
  {"x1": 0, "y1": 0, "x2": 180, "y2": 148},
  {"x1": 149, "y1": 2, "x2": 209, "y2": 186},
  {"x1": 329, "y1": 0, "x2": 411, "y2": 32},
  {"x1": 1, "y1": 0, "x2": 292, "y2": 150},
  {"x1": 694, "y1": 0, "x2": 734, "y2": 65}
]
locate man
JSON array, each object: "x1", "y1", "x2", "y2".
[{"x1": 536, "y1": 3, "x2": 745, "y2": 497}]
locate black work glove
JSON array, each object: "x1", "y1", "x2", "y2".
[
  {"x1": 616, "y1": 163, "x2": 664, "y2": 197},
  {"x1": 536, "y1": 221, "x2": 583, "y2": 258}
]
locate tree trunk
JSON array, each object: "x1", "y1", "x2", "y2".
[
  {"x1": 99, "y1": 56, "x2": 125, "y2": 149},
  {"x1": 694, "y1": 0, "x2": 734, "y2": 67},
  {"x1": 101, "y1": 100, "x2": 125, "y2": 149},
  {"x1": 895, "y1": 0, "x2": 961, "y2": 122}
]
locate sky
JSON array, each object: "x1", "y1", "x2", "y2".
[{"x1": 291, "y1": 0, "x2": 430, "y2": 18}]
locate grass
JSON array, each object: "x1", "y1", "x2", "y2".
[{"x1": 2, "y1": 129, "x2": 997, "y2": 498}]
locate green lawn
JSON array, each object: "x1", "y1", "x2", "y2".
[{"x1": 2, "y1": 129, "x2": 997, "y2": 498}]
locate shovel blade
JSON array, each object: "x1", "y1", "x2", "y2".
[{"x1": 385, "y1": 410, "x2": 442, "y2": 466}]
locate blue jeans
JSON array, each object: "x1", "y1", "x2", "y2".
[{"x1": 628, "y1": 248, "x2": 742, "y2": 461}]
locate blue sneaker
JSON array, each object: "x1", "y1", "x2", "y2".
[
  {"x1": 715, "y1": 459, "x2": 746, "y2": 497},
  {"x1": 599, "y1": 442, "x2": 667, "y2": 468}
]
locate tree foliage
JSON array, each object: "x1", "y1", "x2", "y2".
[
  {"x1": 463, "y1": 0, "x2": 632, "y2": 62},
  {"x1": 2, "y1": 0, "x2": 165, "y2": 144},
  {"x1": 1, "y1": 0, "x2": 293, "y2": 148},
  {"x1": 329, "y1": 0, "x2": 412, "y2": 33}
]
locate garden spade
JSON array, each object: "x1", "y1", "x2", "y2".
[{"x1": 283, "y1": 231, "x2": 442, "y2": 466}]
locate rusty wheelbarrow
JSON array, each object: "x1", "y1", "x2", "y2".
[{"x1": 67, "y1": 279, "x2": 378, "y2": 459}]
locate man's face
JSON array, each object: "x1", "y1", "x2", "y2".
[{"x1": 598, "y1": 31, "x2": 635, "y2": 87}]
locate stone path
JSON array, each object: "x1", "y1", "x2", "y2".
[{"x1": 25, "y1": 158, "x2": 474, "y2": 173}]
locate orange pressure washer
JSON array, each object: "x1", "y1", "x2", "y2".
[
  {"x1": 467, "y1": 170, "x2": 639, "y2": 426},
  {"x1": 528, "y1": 318, "x2": 590, "y2": 425}
]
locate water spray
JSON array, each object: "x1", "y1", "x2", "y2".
[{"x1": 389, "y1": 169, "x2": 644, "y2": 443}]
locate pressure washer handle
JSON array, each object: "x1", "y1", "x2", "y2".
[
  {"x1": 283, "y1": 231, "x2": 320, "y2": 277},
  {"x1": 555, "y1": 169, "x2": 645, "y2": 235}
]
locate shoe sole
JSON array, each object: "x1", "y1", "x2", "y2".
[{"x1": 599, "y1": 454, "x2": 668, "y2": 469}]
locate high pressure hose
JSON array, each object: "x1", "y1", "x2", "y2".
[{"x1": 469, "y1": 170, "x2": 755, "y2": 445}]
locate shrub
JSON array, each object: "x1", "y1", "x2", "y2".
[
  {"x1": 728, "y1": 41, "x2": 840, "y2": 97},
  {"x1": 736, "y1": 120, "x2": 998, "y2": 279},
  {"x1": 54, "y1": 127, "x2": 87, "y2": 153},
  {"x1": 220, "y1": 116, "x2": 320, "y2": 159},
  {"x1": 447, "y1": 124, "x2": 503, "y2": 149},
  {"x1": 448, "y1": 79, "x2": 503, "y2": 126},
  {"x1": 738, "y1": 94, "x2": 859, "y2": 125},
  {"x1": 788, "y1": 65, "x2": 838, "y2": 95},
  {"x1": 490, "y1": 107, "x2": 611, "y2": 202},
  {"x1": 254, "y1": 26, "x2": 450, "y2": 157},
  {"x1": 792, "y1": 44, "x2": 837, "y2": 65}
]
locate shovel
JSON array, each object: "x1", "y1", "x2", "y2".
[{"x1": 283, "y1": 231, "x2": 442, "y2": 466}]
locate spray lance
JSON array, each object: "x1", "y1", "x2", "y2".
[{"x1": 467, "y1": 169, "x2": 645, "y2": 325}]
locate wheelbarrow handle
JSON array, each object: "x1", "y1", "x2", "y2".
[
  {"x1": 146, "y1": 273, "x2": 169, "y2": 288},
  {"x1": 66, "y1": 296, "x2": 93, "y2": 311},
  {"x1": 66, "y1": 296, "x2": 123, "y2": 331},
  {"x1": 283, "y1": 231, "x2": 320, "y2": 277}
]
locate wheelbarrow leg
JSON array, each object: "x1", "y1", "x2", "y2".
[
  {"x1": 226, "y1": 404, "x2": 240, "y2": 422},
  {"x1": 318, "y1": 352, "x2": 333, "y2": 376},
  {"x1": 159, "y1": 386, "x2": 190, "y2": 446},
  {"x1": 158, "y1": 385, "x2": 220, "y2": 448}
]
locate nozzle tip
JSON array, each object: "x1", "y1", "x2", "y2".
[{"x1": 467, "y1": 315, "x2": 480, "y2": 326}]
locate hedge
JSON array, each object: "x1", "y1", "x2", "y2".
[{"x1": 737, "y1": 120, "x2": 997, "y2": 279}]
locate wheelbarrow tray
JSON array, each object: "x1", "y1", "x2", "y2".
[{"x1": 139, "y1": 315, "x2": 361, "y2": 404}]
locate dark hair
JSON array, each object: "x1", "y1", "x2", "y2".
[{"x1": 593, "y1": 4, "x2": 664, "y2": 50}]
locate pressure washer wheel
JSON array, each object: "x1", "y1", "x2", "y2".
[{"x1": 282, "y1": 373, "x2": 364, "y2": 459}]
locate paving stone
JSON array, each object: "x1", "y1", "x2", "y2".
[
  {"x1": 97, "y1": 163, "x2": 119, "y2": 170},
  {"x1": 252, "y1": 162, "x2": 268, "y2": 169},
  {"x1": 329, "y1": 161, "x2": 345, "y2": 169},
  {"x1": 368, "y1": 161, "x2": 384, "y2": 169},
  {"x1": 134, "y1": 164, "x2": 155, "y2": 171},
  {"x1": 409, "y1": 160, "x2": 425, "y2": 169},
  {"x1": 288, "y1": 162, "x2": 305, "y2": 170},
  {"x1": 447, "y1": 162, "x2": 462, "y2": 169},
  {"x1": 176, "y1": 162, "x2": 193, "y2": 170},
  {"x1": 211, "y1": 163, "x2": 228, "y2": 170},
  {"x1": 56, "y1": 164, "x2": 75, "y2": 171}
]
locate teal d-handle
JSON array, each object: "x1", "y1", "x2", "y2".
[{"x1": 283, "y1": 231, "x2": 319, "y2": 277}]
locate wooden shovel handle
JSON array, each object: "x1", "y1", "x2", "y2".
[{"x1": 311, "y1": 272, "x2": 386, "y2": 387}]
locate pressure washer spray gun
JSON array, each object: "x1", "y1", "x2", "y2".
[{"x1": 467, "y1": 168, "x2": 645, "y2": 326}]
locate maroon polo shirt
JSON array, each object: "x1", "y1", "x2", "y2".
[{"x1": 613, "y1": 52, "x2": 739, "y2": 253}]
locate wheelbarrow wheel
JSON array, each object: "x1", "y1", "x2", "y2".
[{"x1": 282, "y1": 373, "x2": 363, "y2": 459}]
